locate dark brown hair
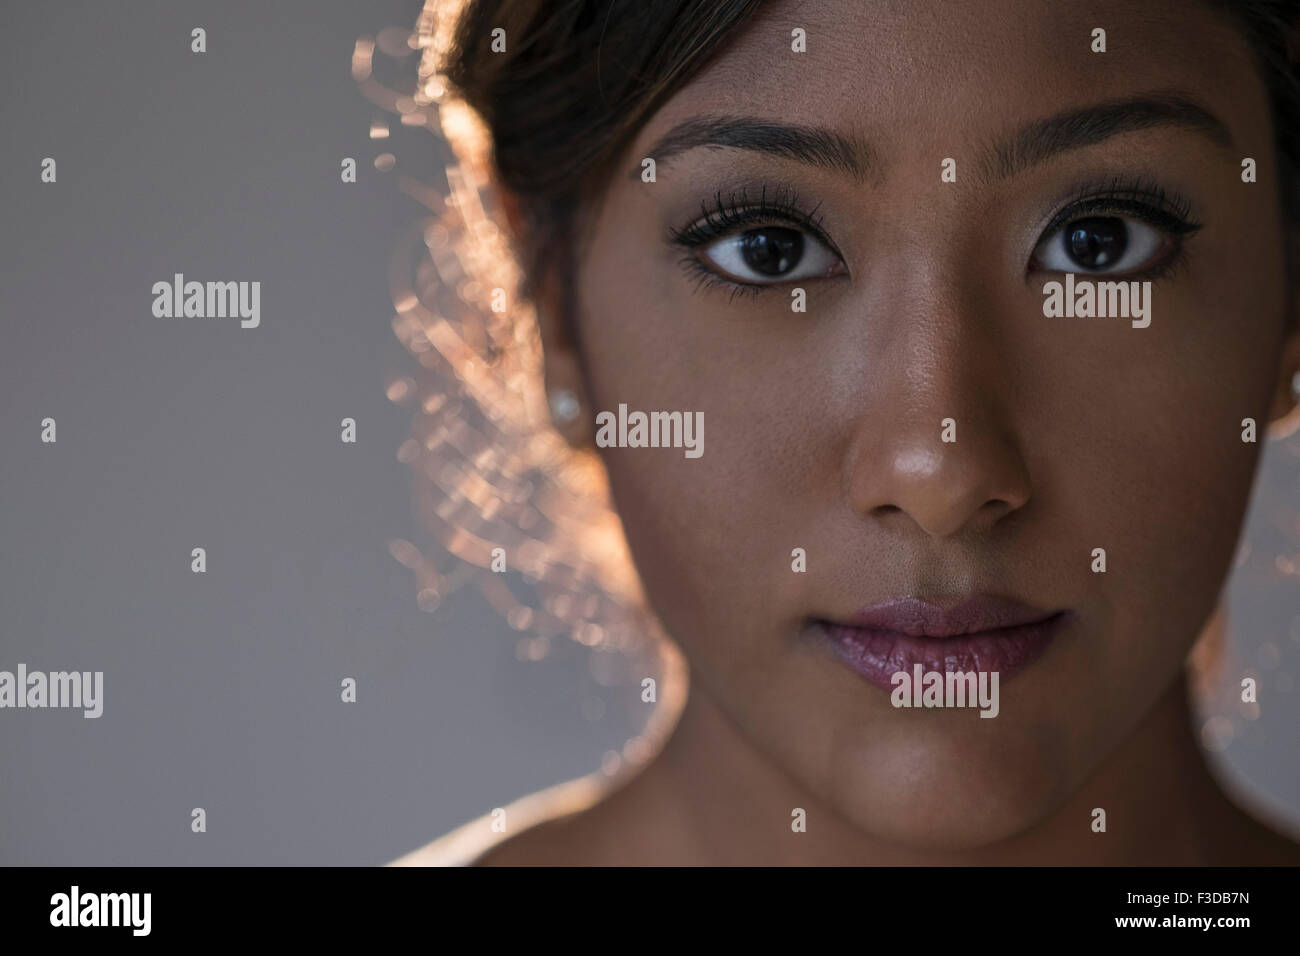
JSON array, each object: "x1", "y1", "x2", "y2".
[
  {"x1": 1208, "y1": 1, "x2": 1300, "y2": 288},
  {"x1": 444, "y1": 0, "x2": 762, "y2": 307},
  {"x1": 444, "y1": 0, "x2": 1300, "y2": 306}
]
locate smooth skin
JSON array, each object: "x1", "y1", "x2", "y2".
[{"x1": 474, "y1": 0, "x2": 1300, "y2": 864}]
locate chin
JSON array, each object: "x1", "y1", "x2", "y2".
[{"x1": 822, "y1": 725, "x2": 1077, "y2": 852}]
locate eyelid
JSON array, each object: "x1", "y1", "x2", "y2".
[
  {"x1": 1037, "y1": 176, "x2": 1201, "y2": 237},
  {"x1": 668, "y1": 184, "x2": 843, "y2": 257},
  {"x1": 666, "y1": 185, "x2": 849, "y2": 296},
  {"x1": 1042, "y1": 195, "x2": 1201, "y2": 240},
  {"x1": 1025, "y1": 177, "x2": 1203, "y2": 281}
]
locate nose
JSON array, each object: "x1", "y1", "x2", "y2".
[{"x1": 845, "y1": 309, "x2": 1032, "y2": 539}]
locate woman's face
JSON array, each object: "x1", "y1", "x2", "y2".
[{"x1": 562, "y1": 0, "x2": 1299, "y2": 847}]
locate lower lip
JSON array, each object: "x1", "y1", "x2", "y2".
[{"x1": 816, "y1": 613, "x2": 1068, "y2": 691}]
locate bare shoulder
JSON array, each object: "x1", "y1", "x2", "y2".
[{"x1": 386, "y1": 772, "x2": 615, "y2": 867}]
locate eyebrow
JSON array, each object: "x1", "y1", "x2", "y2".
[
  {"x1": 984, "y1": 93, "x2": 1234, "y2": 180},
  {"x1": 629, "y1": 115, "x2": 874, "y2": 183},
  {"x1": 628, "y1": 94, "x2": 1233, "y2": 186}
]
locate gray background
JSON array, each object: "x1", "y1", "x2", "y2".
[{"x1": 0, "y1": 0, "x2": 1296, "y2": 865}]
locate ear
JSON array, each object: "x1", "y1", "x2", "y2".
[
  {"x1": 1267, "y1": 301, "x2": 1300, "y2": 437},
  {"x1": 499, "y1": 186, "x2": 592, "y2": 445}
]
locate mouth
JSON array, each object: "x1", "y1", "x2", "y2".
[{"x1": 813, "y1": 595, "x2": 1069, "y2": 692}]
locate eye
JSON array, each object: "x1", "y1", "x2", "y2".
[
  {"x1": 1031, "y1": 215, "x2": 1167, "y2": 275},
  {"x1": 700, "y1": 225, "x2": 843, "y2": 284}
]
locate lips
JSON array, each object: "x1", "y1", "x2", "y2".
[{"x1": 816, "y1": 595, "x2": 1067, "y2": 691}]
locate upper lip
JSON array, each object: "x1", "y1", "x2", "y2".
[{"x1": 833, "y1": 595, "x2": 1061, "y2": 638}]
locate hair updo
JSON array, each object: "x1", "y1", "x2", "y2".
[{"x1": 442, "y1": 0, "x2": 1300, "y2": 303}]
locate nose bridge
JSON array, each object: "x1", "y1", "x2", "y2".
[{"x1": 844, "y1": 260, "x2": 1031, "y2": 539}]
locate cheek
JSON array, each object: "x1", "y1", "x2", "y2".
[
  {"x1": 574, "y1": 228, "x2": 820, "y2": 640},
  {"x1": 1070, "y1": 219, "x2": 1285, "y2": 671}
]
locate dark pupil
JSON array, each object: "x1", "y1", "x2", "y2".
[
  {"x1": 741, "y1": 227, "x2": 803, "y2": 276},
  {"x1": 1066, "y1": 217, "x2": 1127, "y2": 268}
]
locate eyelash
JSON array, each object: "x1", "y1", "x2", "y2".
[
  {"x1": 667, "y1": 184, "x2": 841, "y2": 302},
  {"x1": 667, "y1": 176, "x2": 1203, "y2": 298},
  {"x1": 1031, "y1": 175, "x2": 1202, "y2": 281}
]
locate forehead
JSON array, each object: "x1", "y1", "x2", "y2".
[{"x1": 632, "y1": 0, "x2": 1265, "y2": 165}]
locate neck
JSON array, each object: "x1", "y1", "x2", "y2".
[{"x1": 614, "y1": 670, "x2": 1243, "y2": 864}]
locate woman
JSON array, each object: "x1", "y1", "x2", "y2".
[{"x1": 381, "y1": 0, "x2": 1300, "y2": 864}]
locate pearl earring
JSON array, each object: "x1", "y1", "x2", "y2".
[{"x1": 548, "y1": 388, "x2": 580, "y2": 424}]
